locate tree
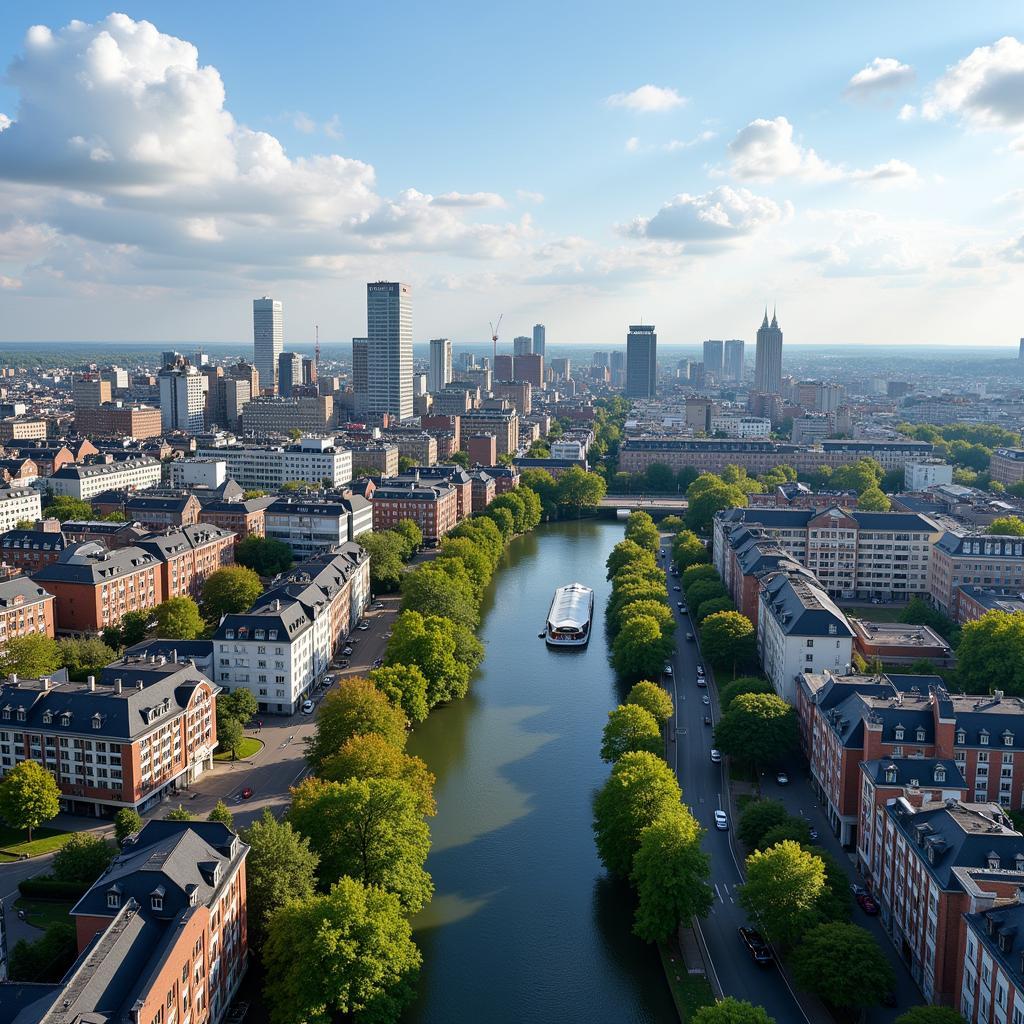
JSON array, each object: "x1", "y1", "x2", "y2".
[
  {"x1": 695, "y1": 596, "x2": 734, "y2": 624},
  {"x1": 625, "y1": 680, "x2": 673, "y2": 723},
  {"x1": 482, "y1": 504, "x2": 515, "y2": 538},
  {"x1": 719, "y1": 676, "x2": 772, "y2": 711},
  {"x1": 612, "y1": 614, "x2": 671, "y2": 682},
  {"x1": 7, "y1": 922, "x2": 77, "y2": 983},
  {"x1": 739, "y1": 840, "x2": 826, "y2": 948},
  {"x1": 680, "y1": 563, "x2": 719, "y2": 590},
  {"x1": 114, "y1": 808, "x2": 143, "y2": 844},
  {"x1": 757, "y1": 819, "x2": 812, "y2": 851},
  {"x1": 624, "y1": 511, "x2": 660, "y2": 553},
  {"x1": 320, "y1": 733, "x2": 437, "y2": 817},
  {"x1": 737, "y1": 800, "x2": 791, "y2": 849},
  {"x1": 207, "y1": 799, "x2": 235, "y2": 828},
  {"x1": 165, "y1": 804, "x2": 193, "y2": 821},
  {"x1": 672, "y1": 530, "x2": 711, "y2": 570},
  {"x1": 220, "y1": 688, "x2": 259, "y2": 726},
  {"x1": 305, "y1": 678, "x2": 407, "y2": 773},
  {"x1": 592, "y1": 750, "x2": 682, "y2": 876},
  {"x1": 988, "y1": 515, "x2": 1024, "y2": 536},
  {"x1": 899, "y1": 597, "x2": 956, "y2": 641},
  {"x1": 661, "y1": 515, "x2": 685, "y2": 531},
  {"x1": 400, "y1": 561, "x2": 479, "y2": 630},
  {"x1": 894, "y1": 1009, "x2": 966, "y2": 1024},
  {"x1": 57, "y1": 637, "x2": 117, "y2": 680},
  {"x1": 685, "y1": 476, "x2": 747, "y2": 532},
  {"x1": 153, "y1": 597, "x2": 204, "y2": 640},
  {"x1": 217, "y1": 717, "x2": 245, "y2": 760},
  {"x1": 791, "y1": 922, "x2": 895, "y2": 1008},
  {"x1": 201, "y1": 566, "x2": 263, "y2": 621},
  {"x1": 692, "y1": 998, "x2": 776, "y2": 1024},
  {"x1": 385, "y1": 610, "x2": 470, "y2": 707},
  {"x1": 0, "y1": 633, "x2": 62, "y2": 679},
  {"x1": 715, "y1": 692, "x2": 797, "y2": 771},
  {"x1": 858, "y1": 486, "x2": 892, "y2": 511},
  {"x1": 392, "y1": 518, "x2": 424, "y2": 555},
  {"x1": 555, "y1": 466, "x2": 607, "y2": 516},
  {"x1": 369, "y1": 663, "x2": 429, "y2": 723},
  {"x1": 956, "y1": 611, "x2": 1024, "y2": 696},
  {"x1": 357, "y1": 530, "x2": 407, "y2": 591},
  {"x1": 235, "y1": 535, "x2": 294, "y2": 576},
  {"x1": 490, "y1": 492, "x2": 528, "y2": 533},
  {"x1": 120, "y1": 609, "x2": 151, "y2": 647},
  {"x1": 685, "y1": 578, "x2": 728, "y2": 610},
  {"x1": 289, "y1": 776, "x2": 432, "y2": 913},
  {"x1": 644, "y1": 462, "x2": 676, "y2": 492},
  {"x1": 700, "y1": 611, "x2": 756, "y2": 675},
  {"x1": 0, "y1": 760, "x2": 60, "y2": 841},
  {"x1": 263, "y1": 877, "x2": 421, "y2": 1024},
  {"x1": 618, "y1": 599, "x2": 675, "y2": 641},
  {"x1": 830, "y1": 457, "x2": 883, "y2": 494},
  {"x1": 631, "y1": 804, "x2": 713, "y2": 941},
  {"x1": 439, "y1": 537, "x2": 494, "y2": 595},
  {"x1": 600, "y1": 703, "x2": 663, "y2": 762},
  {"x1": 241, "y1": 809, "x2": 319, "y2": 945},
  {"x1": 52, "y1": 832, "x2": 114, "y2": 883},
  {"x1": 606, "y1": 539, "x2": 657, "y2": 580},
  {"x1": 42, "y1": 495, "x2": 93, "y2": 521}
]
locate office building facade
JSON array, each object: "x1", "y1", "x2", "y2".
[
  {"x1": 724, "y1": 339, "x2": 745, "y2": 383},
  {"x1": 513, "y1": 336, "x2": 533, "y2": 356},
  {"x1": 253, "y1": 296, "x2": 283, "y2": 395},
  {"x1": 429, "y1": 338, "x2": 452, "y2": 393},
  {"x1": 532, "y1": 324, "x2": 546, "y2": 357},
  {"x1": 625, "y1": 325, "x2": 657, "y2": 398},
  {"x1": 754, "y1": 309, "x2": 783, "y2": 394},
  {"x1": 367, "y1": 281, "x2": 413, "y2": 421},
  {"x1": 702, "y1": 340, "x2": 724, "y2": 381}
]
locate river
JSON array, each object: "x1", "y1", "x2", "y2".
[{"x1": 404, "y1": 519, "x2": 678, "y2": 1024}]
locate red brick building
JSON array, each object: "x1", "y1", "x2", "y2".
[
  {"x1": 138, "y1": 523, "x2": 236, "y2": 600},
  {"x1": 197, "y1": 496, "x2": 273, "y2": 540},
  {"x1": 0, "y1": 519, "x2": 69, "y2": 571},
  {"x1": 371, "y1": 477, "x2": 458, "y2": 544},
  {"x1": 470, "y1": 470, "x2": 496, "y2": 513},
  {"x1": 466, "y1": 433, "x2": 497, "y2": 466},
  {"x1": 0, "y1": 575, "x2": 56, "y2": 648}
]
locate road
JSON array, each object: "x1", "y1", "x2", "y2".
[{"x1": 661, "y1": 543, "x2": 921, "y2": 1022}]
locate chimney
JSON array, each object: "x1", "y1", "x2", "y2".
[
  {"x1": 41, "y1": 677, "x2": 50, "y2": 690},
  {"x1": 88, "y1": 675, "x2": 96, "y2": 691},
  {"x1": 171, "y1": 649, "x2": 177, "y2": 664},
  {"x1": 137, "y1": 680, "x2": 144, "y2": 690},
  {"x1": 115, "y1": 677, "x2": 123, "y2": 694}
]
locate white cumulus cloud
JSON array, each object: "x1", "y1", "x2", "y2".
[
  {"x1": 431, "y1": 192, "x2": 506, "y2": 208},
  {"x1": 606, "y1": 84, "x2": 687, "y2": 113},
  {"x1": 845, "y1": 57, "x2": 915, "y2": 99}
]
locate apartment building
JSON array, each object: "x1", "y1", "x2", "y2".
[
  {"x1": 62, "y1": 519, "x2": 149, "y2": 550},
  {"x1": 959, "y1": 903, "x2": 1024, "y2": 1024},
  {"x1": 194, "y1": 436, "x2": 353, "y2": 490},
  {"x1": 47, "y1": 456, "x2": 162, "y2": 500},
  {"x1": 123, "y1": 492, "x2": 204, "y2": 529},
  {"x1": 460, "y1": 407, "x2": 520, "y2": 456},
  {"x1": 470, "y1": 470, "x2": 496, "y2": 512},
  {"x1": 371, "y1": 477, "x2": 459, "y2": 543},
  {"x1": 347, "y1": 442, "x2": 400, "y2": 477},
  {"x1": 0, "y1": 576, "x2": 55, "y2": 652},
  {"x1": 409, "y1": 466, "x2": 473, "y2": 520},
  {"x1": 265, "y1": 494, "x2": 372, "y2": 560},
  {"x1": 757, "y1": 566, "x2": 855, "y2": 703},
  {"x1": 715, "y1": 506, "x2": 941, "y2": 601},
  {"x1": 0, "y1": 417, "x2": 47, "y2": 441},
  {"x1": 0, "y1": 486, "x2": 42, "y2": 532},
  {"x1": 380, "y1": 429, "x2": 438, "y2": 467},
  {"x1": 6, "y1": 442, "x2": 77, "y2": 476},
  {"x1": 928, "y1": 531, "x2": 1024, "y2": 618},
  {"x1": 137, "y1": 523, "x2": 236, "y2": 601},
  {"x1": 240, "y1": 394, "x2": 334, "y2": 434},
  {"x1": 0, "y1": 519, "x2": 69, "y2": 571},
  {"x1": 196, "y1": 495, "x2": 273, "y2": 541},
  {"x1": 0, "y1": 654, "x2": 217, "y2": 815},
  {"x1": 726, "y1": 528, "x2": 793, "y2": 624},
  {"x1": 213, "y1": 544, "x2": 369, "y2": 714},
  {"x1": 35, "y1": 542, "x2": 162, "y2": 634},
  {"x1": 74, "y1": 402, "x2": 164, "y2": 438},
  {"x1": 955, "y1": 585, "x2": 1024, "y2": 624},
  {"x1": 482, "y1": 463, "x2": 520, "y2": 495},
  {"x1": 990, "y1": 448, "x2": 1024, "y2": 487}
]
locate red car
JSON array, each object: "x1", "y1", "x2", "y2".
[
  {"x1": 240, "y1": 787, "x2": 253, "y2": 800},
  {"x1": 856, "y1": 891, "x2": 879, "y2": 915}
]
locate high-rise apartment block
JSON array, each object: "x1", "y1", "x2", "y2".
[
  {"x1": 253, "y1": 296, "x2": 283, "y2": 394},
  {"x1": 754, "y1": 309, "x2": 783, "y2": 394},
  {"x1": 513, "y1": 336, "x2": 533, "y2": 356},
  {"x1": 158, "y1": 364, "x2": 207, "y2": 434},
  {"x1": 277, "y1": 351, "x2": 305, "y2": 397},
  {"x1": 351, "y1": 337, "x2": 369, "y2": 416},
  {"x1": 494, "y1": 354, "x2": 515, "y2": 381},
  {"x1": 429, "y1": 338, "x2": 452, "y2": 393},
  {"x1": 724, "y1": 339, "x2": 745, "y2": 382},
  {"x1": 367, "y1": 282, "x2": 413, "y2": 421},
  {"x1": 625, "y1": 325, "x2": 657, "y2": 399},
  {"x1": 517, "y1": 354, "x2": 544, "y2": 389},
  {"x1": 702, "y1": 340, "x2": 724, "y2": 381},
  {"x1": 532, "y1": 324, "x2": 546, "y2": 357}
]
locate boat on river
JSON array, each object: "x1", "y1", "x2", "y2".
[{"x1": 544, "y1": 582, "x2": 594, "y2": 647}]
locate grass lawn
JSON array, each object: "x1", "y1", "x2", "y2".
[
  {"x1": 842, "y1": 604, "x2": 905, "y2": 623},
  {"x1": 0, "y1": 825, "x2": 75, "y2": 862},
  {"x1": 13, "y1": 896, "x2": 75, "y2": 931},
  {"x1": 658, "y1": 940, "x2": 714, "y2": 1020},
  {"x1": 214, "y1": 737, "x2": 263, "y2": 762}
]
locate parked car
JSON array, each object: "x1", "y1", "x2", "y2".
[
  {"x1": 686, "y1": 632, "x2": 694, "y2": 641},
  {"x1": 302, "y1": 699, "x2": 315, "y2": 714},
  {"x1": 677, "y1": 602, "x2": 684, "y2": 611},
  {"x1": 856, "y1": 891, "x2": 880, "y2": 916},
  {"x1": 373, "y1": 602, "x2": 385, "y2": 611},
  {"x1": 240, "y1": 787, "x2": 253, "y2": 799},
  {"x1": 697, "y1": 678, "x2": 707, "y2": 688},
  {"x1": 702, "y1": 695, "x2": 710, "y2": 705},
  {"x1": 338, "y1": 659, "x2": 350, "y2": 668},
  {"x1": 703, "y1": 715, "x2": 712, "y2": 726},
  {"x1": 342, "y1": 645, "x2": 354, "y2": 656},
  {"x1": 673, "y1": 586, "x2": 681, "y2": 592},
  {"x1": 738, "y1": 926, "x2": 773, "y2": 966},
  {"x1": 373, "y1": 657, "x2": 384, "y2": 668},
  {"x1": 776, "y1": 771, "x2": 789, "y2": 785},
  {"x1": 358, "y1": 621, "x2": 370, "y2": 631},
  {"x1": 808, "y1": 827, "x2": 819, "y2": 842},
  {"x1": 664, "y1": 664, "x2": 673, "y2": 676},
  {"x1": 714, "y1": 810, "x2": 729, "y2": 830},
  {"x1": 710, "y1": 749, "x2": 722, "y2": 763},
  {"x1": 696, "y1": 665, "x2": 705, "y2": 677}
]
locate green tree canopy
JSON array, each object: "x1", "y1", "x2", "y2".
[
  {"x1": 165, "y1": 805, "x2": 193, "y2": 821},
  {"x1": 831, "y1": 457, "x2": 883, "y2": 494},
  {"x1": 153, "y1": 596, "x2": 204, "y2": 640},
  {"x1": 207, "y1": 800, "x2": 235, "y2": 828},
  {"x1": 262, "y1": 877, "x2": 421, "y2": 1024},
  {"x1": 631, "y1": 804, "x2": 713, "y2": 942},
  {"x1": 899, "y1": 597, "x2": 956, "y2": 642},
  {"x1": 392, "y1": 518, "x2": 424, "y2": 555},
  {"x1": 894, "y1": 1009, "x2": 967, "y2": 1024},
  {"x1": 305, "y1": 678, "x2": 408, "y2": 773},
  {"x1": 757, "y1": 819, "x2": 812, "y2": 851},
  {"x1": 289, "y1": 775, "x2": 432, "y2": 913},
  {"x1": 217, "y1": 717, "x2": 245, "y2": 760},
  {"x1": 695, "y1": 596, "x2": 734, "y2": 624},
  {"x1": 220, "y1": 688, "x2": 259, "y2": 725},
  {"x1": 357, "y1": 530, "x2": 407, "y2": 591},
  {"x1": 660, "y1": 515, "x2": 685, "y2": 532},
  {"x1": 52, "y1": 832, "x2": 114, "y2": 883},
  {"x1": 606, "y1": 539, "x2": 657, "y2": 580},
  {"x1": 490, "y1": 492, "x2": 529, "y2": 533},
  {"x1": 42, "y1": 495, "x2": 94, "y2": 521},
  {"x1": 438, "y1": 537, "x2": 494, "y2": 596},
  {"x1": 114, "y1": 808, "x2": 143, "y2": 844},
  {"x1": 235, "y1": 535, "x2": 294, "y2": 576},
  {"x1": 684, "y1": 577, "x2": 728, "y2": 609},
  {"x1": 737, "y1": 799, "x2": 791, "y2": 850},
  {"x1": 988, "y1": 515, "x2": 1024, "y2": 536},
  {"x1": 400, "y1": 561, "x2": 479, "y2": 630},
  {"x1": 201, "y1": 565, "x2": 263, "y2": 621},
  {"x1": 7, "y1": 922, "x2": 77, "y2": 983},
  {"x1": 57, "y1": 637, "x2": 117, "y2": 680},
  {"x1": 692, "y1": 998, "x2": 777, "y2": 1024},
  {"x1": 618, "y1": 598, "x2": 675, "y2": 641},
  {"x1": 241, "y1": 808, "x2": 319, "y2": 946},
  {"x1": 0, "y1": 760, "x2": 60, "y2": 840},
  {"x1": 626, "y1": 680, "x2": 674, "y2": 723},
  {"x1": 700, "y1": 611, "x2": 757, "y2": 675},
  {"x1": 612, "y1": 614, "x2": 672, "y2": 682},
  {"x1": 685, "y1": 475, "x2": 747, "y2": 532},
  {"x1": 385, "y1": 610, "x2": 470, "y2": 706},
  {"x1": 956, "y1": 610, "x2": 1024, "y2": 696},
  {"x1": 120, "y1": 610, "x2": 151, "y2": 647},
  {"x1": 791, "y1": 922, "x2": 895, "y2": 1008},
  {"x1": 600, "y1": 703, "x2": 663, "y2": 762},
  {"x1": 481, "y1": 504, "x2": 515, "y2": 538},
  {"x1": 680, "y1": 563, "x2": 719, "y2": 590},
  {"x1": 672, "y1": 530, "x2": 711, "y2": 570},
  {"x1": 555, "y1": 466, "x2": 607, "y2": 515},
  {"x1": 592, "y1": 750, "x2": 682, "y2": 877},
  {"x1": 857, "y1": 486, "x2": 891, "y2": 511},
  {"x1": 319, "y1": 733, "x2": 437, "y2": 817},
  {"x1": 739, "y1": 840, "x2": 826, "y2": 948},
  {"x1": 715, "y1": 692, "x2": 797, "y2": 770},
  {"x1": 719, "y1": 676, "x2": 773, "y2": 711},
  {"x1": 368, "y1": 663, "x2": 429, "y2": 723},
  {"x1": 0, "y1": 634, "x2": 62, "y2": 679},
  {"x1": 624, "y1": 511, "x2": 660, "y2": 553}
]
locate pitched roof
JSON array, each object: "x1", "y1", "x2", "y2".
[
  {"x1": 33, "y1": 542, "x2": 159, "y2": 585},
  {"x1": 759, "y1": 568, "x2": 855, "y2": 638}
]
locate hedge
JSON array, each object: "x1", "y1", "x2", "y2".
[{"x1": 19, "y1": 877, "x2": 90, "y2": 901}]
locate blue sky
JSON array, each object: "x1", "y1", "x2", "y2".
[{"x1": 0, "y1": 2, "x2": 1022, "y2": 346}]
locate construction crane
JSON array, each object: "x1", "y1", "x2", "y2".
[
  {"x1": 314, "y1": 324, "x2": 320, "y2": 369},
  {"x1": 489, "y1": 314, "x2": 503, "y2": 368}
]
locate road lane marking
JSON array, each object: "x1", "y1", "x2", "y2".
[{"x1": 715, "y1": 883, "x2": 723, "y2": 903}]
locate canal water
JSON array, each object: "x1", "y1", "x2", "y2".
[{"x1": 404, "y1": 519, "x2": 678, "y2": 1024}]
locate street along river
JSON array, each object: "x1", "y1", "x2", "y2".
[{"x1": 404, "y1": 519, "x2": 677, "y2": 1023}]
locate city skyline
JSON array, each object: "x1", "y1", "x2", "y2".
[{"x1": 0, "y1": 6, "x2": 1022, "y2": 345}]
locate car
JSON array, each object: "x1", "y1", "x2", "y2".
[
  {"x1": 696, "y1": 665, "x2": 705, "y2": 677},
  {"x1": 703, "y1": 715, "x2": 712, "y2": 726},
  {"x1": 341, "y1": 646, "x2": 354, "y2": 656},
  {"x1": 701, "y1": 695, "x2": 710, "y2": 705},
  {"x1": 679, "y1": 605, "x2": 688, "y2": 613},
  {"x1": 373, "y1": 657, "x2": 384, "y2": 668},
  {"x1": 673, "y1": 586, "x2": 681, "y2": 592},
  {"x1": 240, "y1": 787, "x2": 253, "y2": 799},
  {"x1": 338, "y1": 659, "x2": 350, "y2": 668},
  {"x1": 808, "y1": 827, "x2": 819, "y2": 842},
  {"x1": 776, "y1": 771, "x2": 789, "y2": 785},
  {"x1": 686, "y1": 632, "x2": 694, "y2": 641},
  {"x1": 697, "y1": 678, "x2": 707, "y2": 688},
  {"x1": 710, "y1": 748, "x2": 722, "y2": 763},
  {"x1": 302, "y1": 699, "x2": 315, "y2": 714},
  {"x1": 664, "y1": 664, "x2": 673, "y2": 676},
  {"x1": 850, "y1": 883, "x2": 868, "y2": 898},
  {"x1": 856, "y1": 892, "x2": 880, "y2": 916},
  {"x1": 357, "y1": 622, "x2": 370, "y2": 631},
  {"x1": 677, "y1": 602, "x2": 684, "y2": 611},
  {"x1": 738, "y1": 926, "x2": 773, "y2": 966},
  {"x1": 714, "y1": 810, "x2": 729, "y2": 830},
  {"x1": 373, "y1": 602, "x2": 385, "y2": 611}
]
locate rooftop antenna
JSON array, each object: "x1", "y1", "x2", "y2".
[{"x1": 489, "y1": 314, "x2": 503, "y2": 366}]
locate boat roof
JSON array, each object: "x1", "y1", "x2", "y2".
[{"x1": 549, "y1": 583, "x2": 593, "y2": 630}]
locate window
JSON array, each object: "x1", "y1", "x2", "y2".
[
  {"x1": 916, "y1": 727, "x2": 926, "y2": 742},
  {"x1": 895, "y1": 726, "x2": 905, "y2": 741},
  {"x1": 152, "y1": 894, "x2": 164, "y2": 911},
  {"x1": 981, "y1": 731, "x2": 990, "y2": 746},
  {"x1": 107, "y1": 891, "x2": 120, "y2": 909}
]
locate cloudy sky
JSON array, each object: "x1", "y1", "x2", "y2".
[{"x1": 0, "y1": 2, "x2": 1022, "y2": 347}]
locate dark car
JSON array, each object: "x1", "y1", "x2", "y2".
[
  {"x1": 703, "y1": 715, "x2": 712, "y2": 726},
  {"x1": 697, "y1": 678, "x2": 707, "y2": 688},
  {"x1": 240, "y1": 787, "x2": 253, "y2": 799},
  {"x1": 856, "y1": 891, "x2": 880, "y2": 915},
  {"x1": 739, "y1": 926, "x2": 773, "y2": 966}
]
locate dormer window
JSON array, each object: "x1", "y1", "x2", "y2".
[
  {"x1": 107, "y1": 891, "x2": 120, "y2": 909},
  {"x1": 916, "y1": 727, "x2": 926, "y2": 742},
  {"x1": 61, "y1": 713, "x2": 71, "y2": 727},
  {"x1": 16, "y1": 708, "x2": 25, "y2": 722},
  {"x1": 1, "y1": 706, "x2": 8, "y2": 721},
  {"x1": 894, "y1": 726, "x2": 905, "y2": 741},
  {"x1": 225, "y1": 630, "x2": 234, "y2": 640},
  {"x1": 268, "y1": 630, "x2": 278, "y2": 640},
  {"x1": 151, "y1": 892, "x2": 164, "y2": 911},
  {"x1": 934, "y1": 766, "x2": 946, "y2": 783},
  {"x1": 956, "y1": 729, "x2": 966, "y2": 745},
  {"x1": 1016, "y1": 853, "x2": 1024, "y2": 871},
  {"x1": 981, "y1": 731, "x2": 990, "y2": 746},
  {"x1": 1005, "y1": 732, "x2": 1015, "y2": 747},
  {"x1": 988, "y1": 853, "x2": 1001, "y2": 870},
  {"x1": 42, "y1": 710, "x2": 53, "y2": 724},
  {"x1": 92, "y1": 714, "x2": 103, "y2": 730},
  {"x1": 885, "y1": 766, "x2": 898, "y2": 784}
]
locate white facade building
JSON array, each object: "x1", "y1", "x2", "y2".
[
  {"x1": 47, "y1": 458, "x2": 162, "y2": 500},
  {"x1": 906, "y1": 459, "x2": 955, "y2": 490},
  {"x1": 429, "y1": 338, "x2": 452, "y2": 394},
  {"x1": 709, "y1": 415, "x2": 772, "y2": 438},
  {"x1": 253, "y1": 296, "x2": 284, "y2": 394},
  {"x1": 0, "y1": 487, "x2": 42, "y2": 531},
  {"x1": 158, "y1": 366, "x2": 207, "y2": 434},
  {"x1": 550, "y1": 439, "x2": 588, "y2": 460},
  {"x1": 194, "y1": 437, "x2": 352, "y2": 491},
  {"x1": 367, "y1": 282, "x2": 413, "y2": 421},
  {"x1": 167, "y1": 459, "x2": 227, "y2": 490},
  {"x1": 265, "y1": 494, "x2": 372, "y2": 560}
]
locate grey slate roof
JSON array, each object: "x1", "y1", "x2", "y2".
[
  {"x1": 718, "y1": 505, "x2": 938, "y2": 532},
  {"x1": 0, "y1": 528, "x2": 69, "y2": 553},
  {"x1": 33, "y1": 542, "x2": 159, "y2": 585},
  {"x1": 135, "y1": 522, "x2": 233, "y2": 560},
  {"x1": 861, "y1": 757, "x2": 966, "y2": 790},
  {"x1": 49, "y1": 457, "x2": 159, "y2": 481},
  {"x1": 760, "y1": 568, "x2": 855, "y2": 638},
  {"x1": 0, "y1": 576, "x2": 53, "y2": 608}
]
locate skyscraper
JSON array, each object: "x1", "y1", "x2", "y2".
[
  {"x1": 277, "y1": 352, "x2": 304, "y2": 397},
  {"x1": 513, "y1": 336, "x2": 533, "y2": 356},
  {"x1": 532, "y1": 324, "x2": 546, "y2": 358},
  {"x1": 1019, "y1": 338, "x2": 1024, "y2": 361},
  {"x1": 702, "y1": 340, "x2": 724, "y2": 381},
  {"x1": 609, "y1": 351, "x2": 625, "y2": 372},
  {"x1": 367, "y1": 282, "x2": 413, "y2": 421},
  {"x1": 158, "y1": 364, "x2": 206, "y2": 433},
  {"x1": 754, "y1": 309, "x2": 783, "y2": 395},
  {"x1": 593, "y1": 351, "x2": 609, "y2": 368},
  {"x1": 724, "y1": 339, "x2": 745, "y2": 383},
  {"x1": 429, "y1": 338, "x2": 452, "y2": 393},
  {"x1": 494, "y1": 354, "x2": 515, "y2": 381},
  {"x1": 625, "y1": 325, "x2": 657, "y2": 398},
  {"x1": 253, "y1": 297, "x2": 283, "y2": 394},
  {"x1": 352, "y1": 338, "x2": 368, "y2": 415}
]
